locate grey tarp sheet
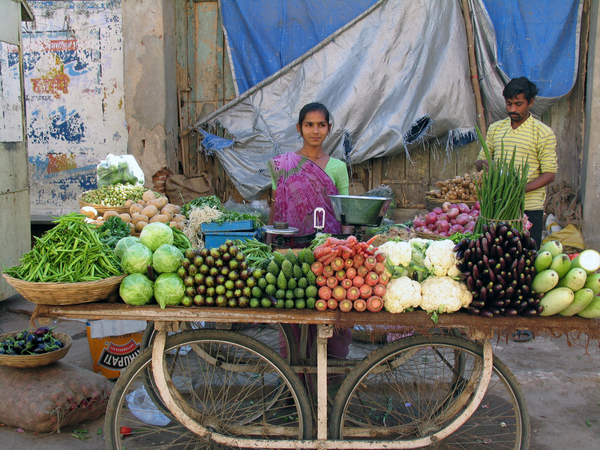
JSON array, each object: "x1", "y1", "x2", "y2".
[{"x1": 195, "y1": 0, "x2": 477, "y2": 200}]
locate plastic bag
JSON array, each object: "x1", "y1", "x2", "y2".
[
  {"x1": 542, "y1": 224, "x2": 586, "y2": 252},
  {"x1": 97, "y1": 154, "x2": 145, "y2": 186},
  {"x1": 222, "y1": 197, "x2": 270, "y2": 223},
  {"x1": 126, "y1": 385, "x2": 171, "y2": 426}
]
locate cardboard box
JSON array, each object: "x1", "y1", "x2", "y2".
[{"x1": 86, "y1": 320, "x2": 146, "y2": 379}]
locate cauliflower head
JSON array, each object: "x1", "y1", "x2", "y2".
[
  {"x1": 382, "y1": 276, "x2": 422, "y2": 313},
  {"x1": 377, "y1": 241, "x2": 412, "y2": 267},
  {"x1": 420, "y1": 276, "x2": 472, "y2": 313},
  {"x1": 423, "y1": 239, "x2": 460, "y2": 277}
]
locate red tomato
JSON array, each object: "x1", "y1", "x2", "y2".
[
  {"x1": 120, "y1": 426, "x2": 132, "y2": 436},
  {"x1": 568, "y1": 253, "x2": 579, "y2": 261}
]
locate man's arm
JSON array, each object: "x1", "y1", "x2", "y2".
[
  {"x1": 475, "y1": 159, "x2": 488, "y2": 171},
  {"x1": 525, "y1": 172, "x2": 555, "y2": 193}
]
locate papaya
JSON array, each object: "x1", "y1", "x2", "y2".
[
  {"x1": 557, "y1": 268, "x2": 587, "y2": 292},
  {"x1": 534, "y1": 251, "x2": 553, "y2": 272},
  {"x1": 558, "y1": 288, "x2": 594, "y2": 316},
  {"x1": 531, "y1": 270, "x2": 560, "y2": 294},
  {"x1": 539, "y1": 287, "x2": 574, "y2": 316},
  {"x1": 577, "y1": 295, "x2": 600, "y2": 319},
  {"x1": 548, "y1": 254, "x2": 571, "y2": 279},
  {"x1": 539, "y1": 240, "x2": 564, "y2": 258}
]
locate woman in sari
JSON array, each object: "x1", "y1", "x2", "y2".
[{"x1": 268, "y1": 102, "x2": 352, "y2": 367}]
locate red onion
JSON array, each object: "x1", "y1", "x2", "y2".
[
  {"x1": 470, "y1": 209, "x2": 480, "y2": 218},
  {"x1": 447, "y1": 208, "x2": 459, "y2": 219},
  {"x1": 451, "y1": 224, "x2": 465, "y2": 234},
  {"x1": 437, "y1": 213, "x2": 449, "y2": 222},
  {"x1": 427, "y1": 223, "x2": 436, "y2": 231},
  {"x1": 456, "y1": 213, "x2": 470, "y2": 226},
  {"x1": 432, "y1": 207, "x2": 444, "y2": 215},
  {"x1": 465, "y1": 221, "x2": 475, "y2": 232},
  {"x1": 413, "y1": 217, "x2": 427, "y2": 227},
  {"x1": 442, "y1": 202, "x2": 452, "y2": 213},
  {"x1": 425, "y1": 212, "x2": 438, "y2": 225},
  {"x1": 457, "y1": 203, "x2": 471, "y2": 214},
  {"x1": 473, "y1": 201, "x2": 480, "y2": 211}
]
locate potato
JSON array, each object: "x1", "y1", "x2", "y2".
[
  {"x1": 119, "y1": 213, "x2": 132, "y2": 223},
  {"x1": 91, "y1": 219, "x2": 105, "y2": 227},
  {"x1": 129, "y1": 222, "x2": 136, "y2": 233},
  {"x1": 131, "y1": 211, "x2": 140, "y2": 218},
  {"x1": 156, "y1": 196, "x2": 168, "y2": 209},
  {"x1": 131, "y1": 214, "x2": 149, "y2": 225},
  {"x1": 135, "y1": 221, "x2": 148, "y2": 232},
  {"x1": 167, "y1": 204, "x2": 181, "y2": 214},
  {"x1": 169, "y1": 221, "x2": 183, "y2": 230},
  {"x1": 103, "y1": 210, "x2": 119, "y2": 219},
  {"x1": 79, "y1": 206, "x2": 98, "y2": 220},
  {"x1": 141, "y1": 205, "x2": 158, "y2": 218},
  {"x1": 142, "y1": 190, "x2": 157, "y2": 203},
  {"x1": 146, "y1": 199, "x2": 162, "y2": 209},
  {"x1": 149, "y1": 214, "x2": 169, "y2": 223},
  {"x1": 124, "y1": 199, "x2": 134, "y2": 208},
  {"x1": 172, "y1": 214, "x2": 185, "y2": 223},
  {"x1": 160, "y1": 206, "x2": 174, "y2": 220},
  {"x1": 130, "y1": 203, "x2": 144, "y2": 215},
  {"x1": 138, "y1": 199, "x2": 146, "y2": 206}
]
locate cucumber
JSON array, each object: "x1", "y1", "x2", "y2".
[
  {"x1": 556, "y1": 268, "x2": 587, "y2": 292},
  {"x1": 539, "y1": 287, "x2": 574, "y2": 316},
  {"x1": 539, "y1": 240, "x2": 564, "y2": 258},
  {"x1": 569, "y1": 249, "x2": 600, "y2": 274},
  {"x1": 584, "y1": 273, "x2": 600, "y2": 295},
  {"x1": 577, "y1": 296, "x2": 600, "y2": 319},
  {"x1": 549, "y1": 254, "x2": 571, "y2": 279},
  {"x1": 534, "y1": 251, "x2": 553, "y2": 272},
  {"x1": 558, "y1": 288, "x2": 594, "y2": 316},
  {"x1": 531, "y1": 269, "x2": 560, "y2": 294}
]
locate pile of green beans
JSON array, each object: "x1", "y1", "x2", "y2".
[
  {"x1": 234, "y1": 238, "x2": 273, "y2": 267},
  {"x1": 4, "y1": 213, "x2": 123, "y2": 282},
  {"x1": 474, "y1": 127, "x2": 529, "y2": 234}
]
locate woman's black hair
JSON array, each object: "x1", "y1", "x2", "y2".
[
  {"x1": 298, "y1": 102, "x2": 331, "y2": 126},
  {"x1": 503, "y1": 77, "x2": 538, "y2": 102}
]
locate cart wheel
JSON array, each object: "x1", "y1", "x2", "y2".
[
  {"x1": 141, "y1": 321, "x2": 298, "y2": 365},
  {"x1": 105, "y1": 329, "x2": 313, "y2": 449},
  {"x1": 330, "y1": 335, "x2": 530, "y2": 449}
]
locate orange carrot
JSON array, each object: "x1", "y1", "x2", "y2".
[
  {"x1": 314, "y1": 246, "x2": 333, "y2": 260},
  {"x1": 366, "y1": 235, "x2": 379, "y2": 246},
  {"x1": 340, "y1": 245, "x2": 353, "y2": 260}
]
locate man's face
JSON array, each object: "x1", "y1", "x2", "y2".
[{"x1": 505, "y1": 93, "x2": 533, "y2": 125}]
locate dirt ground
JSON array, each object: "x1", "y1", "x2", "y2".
[{"x1": 0, "y1": 295, "x2": 599, "y2": 450}]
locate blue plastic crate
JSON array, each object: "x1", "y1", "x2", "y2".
[
  {"x1": 204, "y1": 231, "x2": 259, "y2": 249},
  {"x1": 201, "y1": 220, "x2": 255, "y2": 232}
]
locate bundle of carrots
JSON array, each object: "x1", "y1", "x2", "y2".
[{"x1": 311, "y1": 235, "x2": 387, "y2": 313}]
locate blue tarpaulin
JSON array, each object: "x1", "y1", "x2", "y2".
[{"x1": 221, "y1": 0, "x2": 378, "y2": 95}]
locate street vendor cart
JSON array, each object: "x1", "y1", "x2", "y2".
[{"x1": 31, "y1": 302, "x2": 600, "y2": 450}]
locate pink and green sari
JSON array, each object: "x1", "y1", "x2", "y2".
[{"x1": 268, "y1": 151, "x2": 341, "y2": 235}]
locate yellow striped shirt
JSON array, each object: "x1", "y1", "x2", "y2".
[{"x1": 477, "y1": 115, "x2": 557, "y2": 210}]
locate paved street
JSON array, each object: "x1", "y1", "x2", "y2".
[{"x1": 0, "y1": 295, "x2": 599, "y2": 449}]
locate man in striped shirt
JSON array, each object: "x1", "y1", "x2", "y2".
[{"x1": 476, "y1": 77, "x2": 558, "y2": 250}]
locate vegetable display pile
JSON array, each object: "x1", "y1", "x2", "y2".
[
  {"x1": 413, "y1": 201, "x2": 480, "y2": 237},
  {"x1": 529, "y1": 242, "x2": 600, "y2": 318},
  {"x1": 3, "y1": 213, "x2": 122, "y2": 282},
  {"x1": 427, "y1": 171, "x2": 481, "y2": 202},
  {"x1": 81, "y1": 184, "x2": 149, "y2": 206},
  {"x1": 310, "y1": 235, "x2": 387, "y2": 313},
  {"x1": 454, "y1": 222, "x2": 539, "y2": 317},
  {"x1": 0, "y1": 327, "x2": 65, "y2": 355}
]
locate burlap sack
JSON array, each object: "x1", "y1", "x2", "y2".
[
  {"x1": 165, "y1": 173, "x2": 215, "y2": 206},
  {"x1": 0, "y1": 362, "x2": 112, "y2": 432}
]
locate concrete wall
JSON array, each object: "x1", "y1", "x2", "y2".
[
  {"x1": 121, "y1": 0, "x2": 178, "y2": 185},
  {"x1": 582, "y1": 0, "x2": 600, "y2": 251}
]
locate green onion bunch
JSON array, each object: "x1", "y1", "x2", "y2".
[{"x1": 474, "y1": 126, "x2": 529, "y2": 234}]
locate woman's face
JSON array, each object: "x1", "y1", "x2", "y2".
[{"x1": 297, "y1": 110, "x2": 331, "y2": 147}]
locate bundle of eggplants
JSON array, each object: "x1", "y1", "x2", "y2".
[{"x1": 454, "y1": 221, "x2": 543, "y2": 317}]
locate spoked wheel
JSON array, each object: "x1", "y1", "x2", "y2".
[
  {"x1": 141, "y1": 321, "x2": 298, "y2": 365},
  {"x1": 105, "y1": 330, "x2": 313, "y2": 449},
  {"x1": 330, "y1": 335, "x2": 530, "y2": 449}
]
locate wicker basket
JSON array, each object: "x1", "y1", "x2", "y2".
[
  {"x1": 414, "y1": 230, "x2": 443, "y2": 240},
  {"x1": 0, "y1": 332, "x2": 72, "y2": 368},
  {"x1": 2, "y1": 274, "x2": 126, "y2": 305},
  {"x1": 79, "y1": 191, "x2": 130, "y2": 215}
]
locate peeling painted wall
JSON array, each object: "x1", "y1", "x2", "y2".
[{"x1": 21, "y1": 0, "x2": 127, "y2": 216}]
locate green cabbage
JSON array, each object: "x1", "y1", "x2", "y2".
[
  {"x1": 121, "y1": 243, "x2": 153, "y2": 274},
  {"x1": 119, "y1": 273, "x2": 154, "y2": 306},
  {"x1": 139, "y1": 222, "x2": 173, "y2": 252},
  {"x1": 114, "y1": 236, "x2": 141, "y2": 260},
  {"x1": 154, "y1": 273, "x2": 185, "y2": 309},
  {"x1": 152, "y1": 244, "x2": 184, "y2": 274}
]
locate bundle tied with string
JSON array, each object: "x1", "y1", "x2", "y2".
[{"x1": 474, "y1": 126, "x2": 529, "y2": 235}]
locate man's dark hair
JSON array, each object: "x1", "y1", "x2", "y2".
[{"x1": 503, "y1": 77, "x2": 538, "y2": 102}]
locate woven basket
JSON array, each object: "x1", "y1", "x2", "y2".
[
  {"x1": 2, "y1": 274, "x2": 125, "y2": 305},
  {"x1": 414, "y1": 230, "x2": 443, "y2": 240},
  {"x1": 79, "y1": 191, "x2": 130, "y2": 215},
  {"x1": 0, "y1": 332, "x2": 72, "y2": 368}
]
